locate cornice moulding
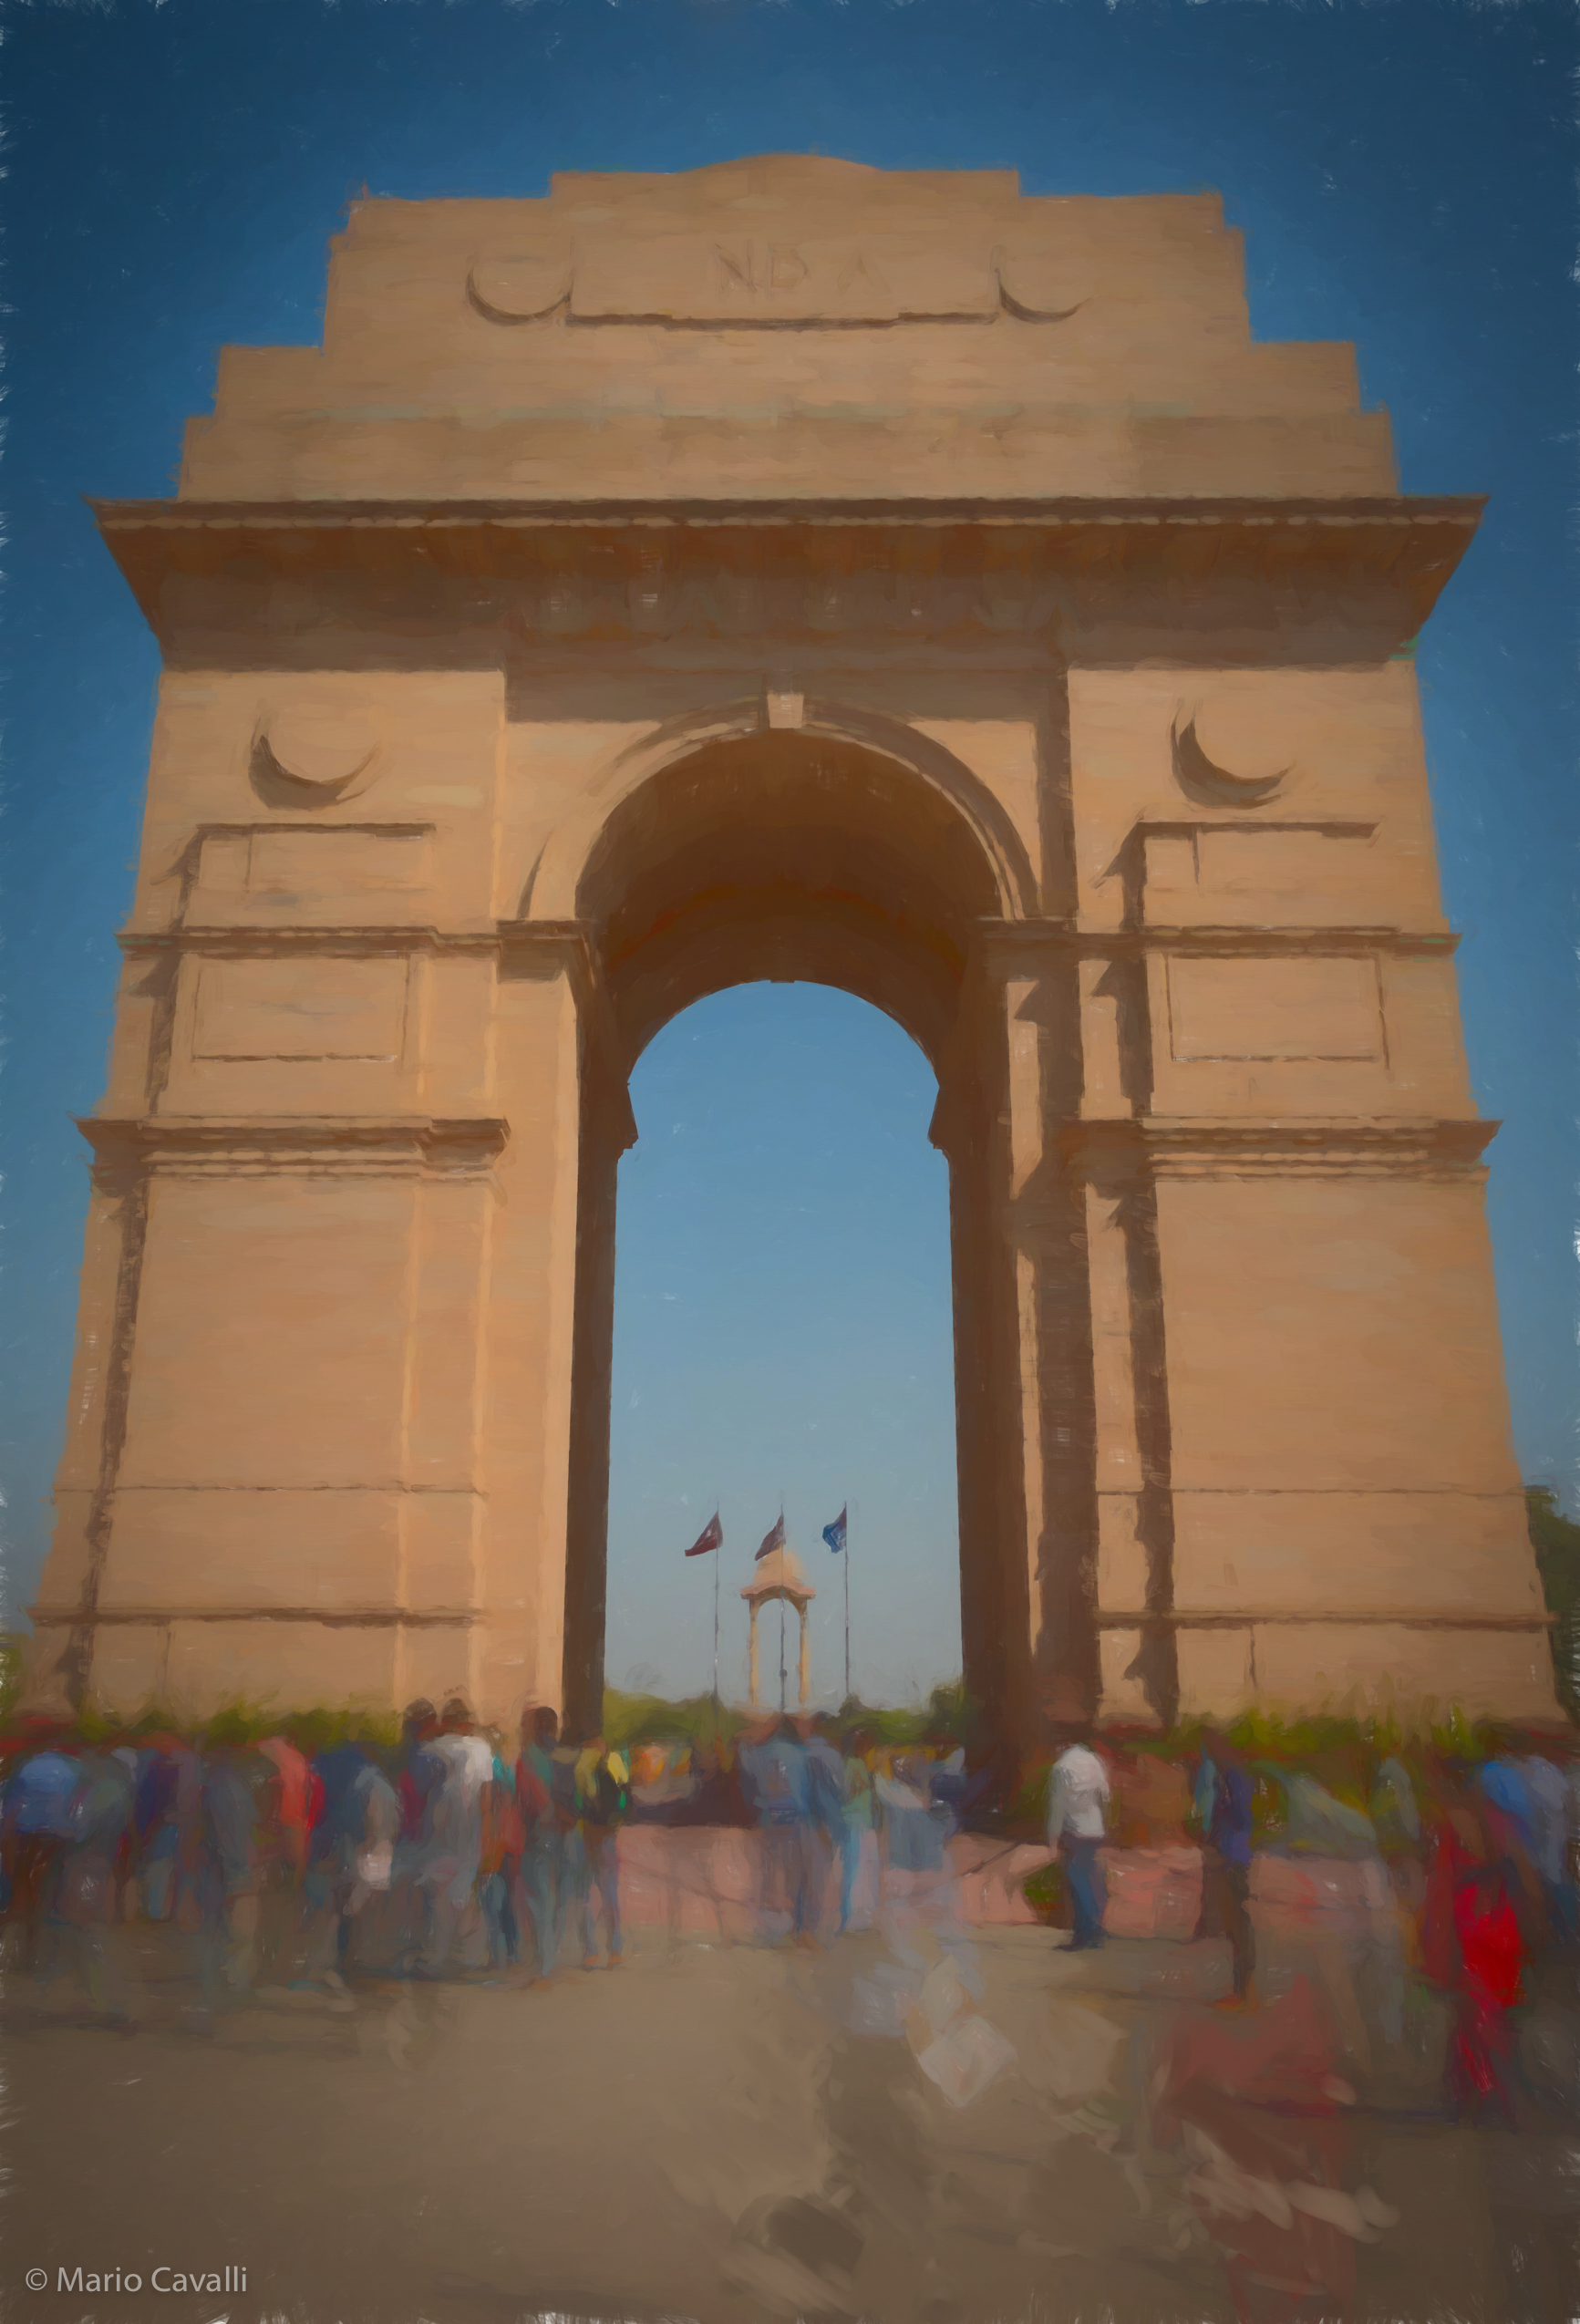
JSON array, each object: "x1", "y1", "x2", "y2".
[
  {"x1": 94, "y1": 491, "x2": 1484, "y2": 532},
  {"x1": 976, "y1": 921, "x2": 1459, "y2": 957},
  {"x1": 32, "y1": 1602, "x2": 483, "y2": 1628},
  {"x1": 90, "y1": 492, "x2": 1482, "y2": 650},
  {"x1": 1096, "y1": 1608, "x2": 1554, "y2": 1630},
  {"x1": 77, "y1": 1114, "x2": 510, "y2": 1180},
  {"x1": 1061, "y1": 1116, "x2": 1497, "y2": 1180},
  {"x1": 118, "y1": 919, "x2": 1462, "y2": 960}
]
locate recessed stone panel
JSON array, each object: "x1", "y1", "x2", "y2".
[
  {"x1": 245, "y1": 827, "x2": 428, "y2": 900},
  {"x1": 191, "y1": 955, "x2": 409, "y2": 1061},
  {"x1": 1167, "y1": 954, "x2": 1382, "y2": 1061},
  {"x1": 1142, "y1": 825, "x2": 1389, "y2": 929}
]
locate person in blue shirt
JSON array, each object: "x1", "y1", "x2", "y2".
[
  {"x1": 831, "y1": 1724, "x2": 876, "y2": 1935},
  {"x1": 801, "y1": 1720, "x2": 849, "y2": 1938},
  {"x1": 5, "y1": 1739, "x2": 79, "y2": 1837},
  {"x1": 514, "y1": 1706, "x2": 565, "y2": 1980},
  {"x1": 46, "y1": 1746, "x2": 134, "y2": 2020},
  {"x1": 1193, "y1": 1730, "x2": 1255, "y2": 2005},
  {"x1": 2, "y1": 1732, "x2": 80, "y2": 1973},
  {"x1": 133, "y1": 1740, "x2": 184, "y2": 1924},
  {"x1": 739, "y1": 1717, "x2": 817, "y2": 1945},
  {"x1": 1519, "y1": 1743, "x2": 1578, "y2": 1946},
  {"x1": 875, "y1": 1752, "x2": 947, "y2": 1879},
  {"x1": 305, "y1": 1740, "x2": 378, "y2": 1988},
  {"x1": 1477, "y1": 1752, "x2": 1537, "y2": 1858},
  {"x1": 191, "y1": 1745, "x2": 262, "y2": 2013}
]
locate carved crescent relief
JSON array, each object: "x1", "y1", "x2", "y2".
[
  {"x1": 467, "y1": 247, "x2": 574, "y2": 325},
  {"x1": 1172, "y1": 703, "x2": 1294, "y2": 808},
  {"x1": 994, "y1": 249, "x2": 1089, "y2": 324},
  {"x1": 252, "y1": 705, "x2": 381, "y2": 807}
]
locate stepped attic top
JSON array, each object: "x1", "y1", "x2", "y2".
[{"x1": 178, "y1": 155, "x2": 1397, "y2": 505}]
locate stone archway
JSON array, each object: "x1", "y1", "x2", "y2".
[
  {"x1": 544, "y1": 711, "x2": 1048, "y2": 1749},
  {"x1": 26, "y1": 156, "x2": 1559, "y2": 1747}
]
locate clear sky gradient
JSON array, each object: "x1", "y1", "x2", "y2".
[{"x1": 2, "y1": 0, "x2": 1575, "y2": 1703}]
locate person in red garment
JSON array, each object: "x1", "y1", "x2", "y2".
[{"x1": 1420, "y1": 1763, "x2": 1529, "y2": 2125}]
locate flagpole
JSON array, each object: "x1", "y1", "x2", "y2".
[
  {"x1": 778, "y1": 1492, "x2": 787, "y2": 1716},
  {"x1": 712, "y1": 1512, "x2": 720, "y2": 1713},
  {"x1": 844, "y1": 1507, "x2": 851, "y2": 1708}
]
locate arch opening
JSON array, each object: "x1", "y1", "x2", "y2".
[
  {"x1": 558, "y1": 726, "x2": 1030, "y2": 1749},
  {"x1": 604, "y1": 984, "x2": 964, "y2": 1714}
]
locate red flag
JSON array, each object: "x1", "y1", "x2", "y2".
[
  {"x1": 756, "y1": 1513, "x2": 785, "y2": 1563},
  {"x1": 685, "y1": 1512, "x2": 723, "y2": 1558}
]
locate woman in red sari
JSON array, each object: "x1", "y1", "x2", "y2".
[{"x1": 1420, "y1": 1765, "x2": 1526, "y2": 2124}]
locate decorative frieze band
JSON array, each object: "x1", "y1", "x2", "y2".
[
  {"x1": 973, "y1": 919, "x2": 1460, "y2": 962},
  {"x1": 94, "y1": 492, "x2": 1482, "y2": 651},
  {"x1": 30, "y1": 1604, "x2": 481, "y2": 1629},
  {"x1": 1062, "y1": 1116, "x2": 1496, "y2": 1181},
  {"x1": 121, "y1": 924, "x2": 501, "y2": 958},
  {"x1": 119, "y1": 915, "x2": 1461, "y2": 966},
  {"x1": 77, "y1": 1114, "x2": 510, "y2": 1182},
  {"x1": 97, "y1": 491, "x2": 1484, "y2": 533},
  {"x1": 124, "y1": 919, "x2": 1460, "y2": 961},
  {"x1": 1097, "y1": 1608, "x2": 1554, "y2": 1631}
]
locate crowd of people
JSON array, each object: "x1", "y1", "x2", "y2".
[
  {"x1": 0, "y1": 1700, "x2": 975, "y2": 2019},
  {"x1": 0, "y1": 1699, "x2": 635, "y2": 2018},
  {"x1": 1048, "y1": 1720, "x2": 1579, "y2": 2122},
  {"x1": 5, "y1": 1692, "x2": 1579, "y2": 2130}
]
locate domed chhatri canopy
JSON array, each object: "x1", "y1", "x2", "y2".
[
  {"x1": 741, "y1": 1544, "x2": 815, "y2": 1709},
  {"x1": 740, "y1": 1544, "x2": 815, "y2": 1607}
]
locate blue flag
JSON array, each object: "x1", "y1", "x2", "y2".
[{"x1": 822, "y1": 1506, "x2": 847, "y2": 1555}]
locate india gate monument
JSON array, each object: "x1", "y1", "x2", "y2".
[{"x1": 25, "y1": 158, "x2": 1556, "y2": 1752}]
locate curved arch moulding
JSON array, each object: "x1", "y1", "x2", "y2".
[{"x1": 517, "y1": 694, "x2": 1039, "y2": 927}]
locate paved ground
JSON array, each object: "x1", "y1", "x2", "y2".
[{"x1": 6, "y1": 1915, "x2": 1580, "y2": 2324}]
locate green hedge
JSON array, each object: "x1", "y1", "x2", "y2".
[
  {"x1": 1005, "y1": 1704, "x2": 1551, "y2": 1831},
  {"x1": 603, "y1": 1678, "x2": 973, "y2": 1756}
]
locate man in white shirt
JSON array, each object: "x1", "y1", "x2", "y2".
[
  {"x1": 1046, "y1": 1732, "x2": 1110, "y2": 1950},
  {"x1": 417, "y1": 1700, "x2": 494, "y2": 1975}
]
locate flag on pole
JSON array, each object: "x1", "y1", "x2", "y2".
[
  {"x1": 756, "y1": 1513, "x2": 785, "y2": 1563},
  {"x1": 685, "y1": 1512, "x2": 723, "y2": 1558},
  {"x1": 822, "y1": 1507, "x2": 848, "y2": 1555}
]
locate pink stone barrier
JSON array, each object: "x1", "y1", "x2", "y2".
[
  {"x1": 1100, "y1": 1843, "x2": 1204, "y2": 1940},
  {"x1": 947, "y1": 1835, "x2": 1049, "y2": 1926},
  {"x1": 944, "y1": 1835, "x2": 1204, "y2": 1937},
  {"x1": 614, "y1": 1827, "x2": 1211, "y2": 1937},
  {"x1": 616, "y1": 1824, "x2": 765, "y2": 1940}
]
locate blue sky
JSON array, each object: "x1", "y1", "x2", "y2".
[
  {"x1": 2, "y1": 0, "x2": 1575, "y2": 1701},
  {"x1": 610, "y1": 988, "x2": 958, "y2": 1707}
]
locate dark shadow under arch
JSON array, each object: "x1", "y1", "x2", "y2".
[{"x1": 577, "y1": 728, "x2": 1007, "y2": 1070}]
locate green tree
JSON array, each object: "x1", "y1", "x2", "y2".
[
  {"x1": 1527, "y1": 1485, "x2": 1580, "y2": 1717},
  {"x1": 0, "y1": 1636, "x2": 23, "y2": 1727}
]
